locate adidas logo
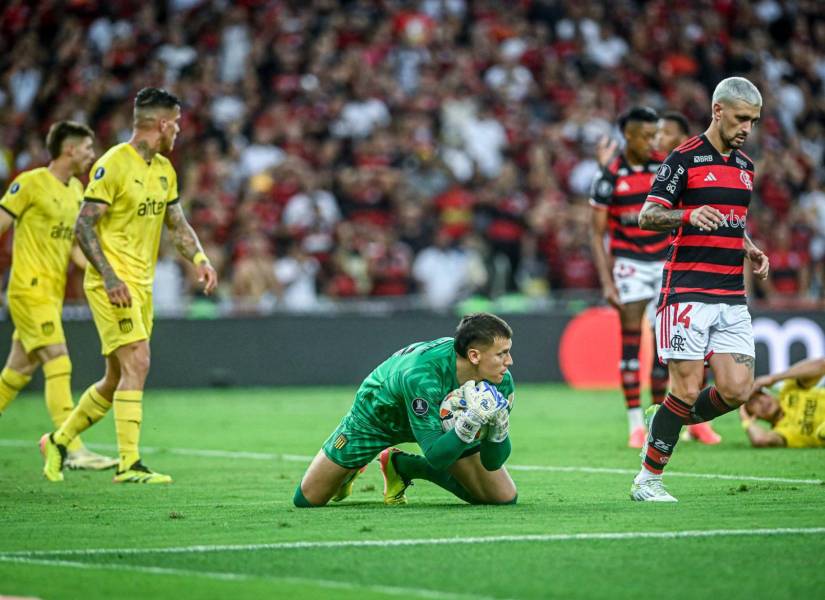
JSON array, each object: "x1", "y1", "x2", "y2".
[
  {"x1": 704, "y1": 172, "x2": 717, "y2": 182},
  {"x1": 617, "y1": 181, "x2": 630, "y2": 192}
]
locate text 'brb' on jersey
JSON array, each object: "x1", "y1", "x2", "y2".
[
  {"x1": 84, "y1": 143, "x2": 179, "y2": 289},
  {"x1": 590, "y1": 154, "x2": 668, "y2": 261},
  {"x1": 647, "y1": 135, "x2": 754, "y2": 307}
]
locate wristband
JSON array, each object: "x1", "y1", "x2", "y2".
[
  {"x1": 681, "y1": 209, "x2": 693, "y2": 225},
  {"x1": 193, "y1": 251, "x2": 209, "y2": 266}
]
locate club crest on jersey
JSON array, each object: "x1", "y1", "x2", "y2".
[
  {"x1": 119, "y1": 318, "x2": 133, "y2": 334},
  {"x1": 159, "y1": 176, "x2": 168, "y2": 191},
  {"x1": 412, "y1": 398, "x2": 429, "y2": 416},
  {"x1": 41, "y1": 322, "x2": 55, "y2": 336},
  {"x1": 655, "y1": 164, "x2": 671, "y2": 181},
  {"x1": 94, "y1": 167, "x2": 105, "y2": 180},
  {"x1": 9, "y1": 182, "x2": 20, "y2": 194},
  {"x1": 739, "y1": 171, "x2": 752, "y2": 190},
  {"x1": 333, "y1": 433, "x2": 348, "y2": 449}
]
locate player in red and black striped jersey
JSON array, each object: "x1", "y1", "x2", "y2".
[
  {"x1": 631, "y1": 77, "x2": 770, "y2": 502},
  {"x1": 590, "y1": 107, "x2": 666, "y2": 448}
]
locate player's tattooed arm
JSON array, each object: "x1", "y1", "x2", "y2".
[
  {"x1": 75, "y1": 202, "x2": 118, "y2": 287},
  {"x1": 75, "y1": 201, "x2": 132, "y2": 307},
  {"x1": 640, "y1": 201, "x2": 724, "y2": 232},
  {"x1": 163, "y1": 202, "x2": 204, "y2": 263},
  {"x1": 164, "y1": 203, "x2": 218, "y2": 294},
  {"x1": 638, "y1": 201, "x2": 684, "y2": 231}
]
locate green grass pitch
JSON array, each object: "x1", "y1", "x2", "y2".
[{"x1": 1, "y1": 384, "x2": 823, "y2": 599}]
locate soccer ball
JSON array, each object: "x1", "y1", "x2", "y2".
[{"x1": 439, "y1": 387, "x2": 489, "y2": 441}]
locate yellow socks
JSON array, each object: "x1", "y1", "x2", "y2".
[
  {"x1": 54, "y1": 384, "x2": 113, "y2": 447},
  {"x1": 114, "y1": 390, "x2": 143, "y2": 470},
  {"x1": 0, "y1": 366, "x2": 31, "y2": 413},
  {"x1": 42, "y1": 356, "x2": 85, "y2": 451}
]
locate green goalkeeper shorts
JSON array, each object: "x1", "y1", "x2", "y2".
[{"x1": 322, "y1": 413, "x2": 394, "y2": 469}]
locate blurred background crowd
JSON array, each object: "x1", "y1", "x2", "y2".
[{"x1": 1, "y1": 0, "x2": 824, "y2": 315}]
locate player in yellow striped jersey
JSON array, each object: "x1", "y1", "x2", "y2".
[
  {"x1": 41, "y1": 88, "x2": 218, "y2": 483},
  {"x1": 0, "y1": 121, "x2": 117, "y2": 471},
  {"x1": 740, "y1": 357, "x2": 825, "y2": 448}
]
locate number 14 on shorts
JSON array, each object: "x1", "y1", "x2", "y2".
[{"x1": 659, "y1": 303, "x2": 693, "y2": 351}]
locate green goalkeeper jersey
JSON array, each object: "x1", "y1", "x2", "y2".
[{"x1": 347, "y1": 337, "x2": 515, "y2": 447}]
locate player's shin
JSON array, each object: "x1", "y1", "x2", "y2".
[
  {"x1": 393, "y1": 450, "x2": 477, "y2": 504},
  {"x1": 638, "y1": 393, "x2": 690, "y2": 481},
  {"x1": 113, "y1": 391, "x2": 143, "y2": 470},
  {"x1": 0, "y1": 367, "x2": 31, "y2": 413},
  {"x1": 690, "y1": 386, "x2": 735, "y2": 422},
  {"x1": 620, "y1": 328, "x2": 643, "y2": 432},
  {"x1": 54, "y1": 385, "x2": 112, "y2": 446},
  {"x1": 43, "y1": 356, "x2": 83, "y2": 451},
  {"x1": 650, "y1": 347, "x2": 668, "y2": 406}
]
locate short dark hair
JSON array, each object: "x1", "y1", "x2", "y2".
[
  {"x1": 660, "y1": 111, "x2": 690, "y2": 136},
  {"x1": 454, "y1": 313, "x2": 512, "y2": 358},
  {"x1": 134, "y1": 87, "x2": 181, "y2": 112},
  {"x1": 45, "y1": 121, "x2": 94, "y2": 159},
  {"x1": 617, "y1": 106, "x2": 658, "y2": 133}
]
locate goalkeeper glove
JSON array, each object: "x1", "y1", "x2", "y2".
[
  {"x1": 453, "y1": 406, "x2": 486, "y2": 444},
  {"x1": 461, "y1": 380, "x2": 506, "y2": 421},
  {"x1": 487, "y1": 408, "x2": 510, "y2": 443}
]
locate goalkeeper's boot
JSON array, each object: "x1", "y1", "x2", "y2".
[
  {"x1": 65, "y1": 446, "x2": 119, "y2": 471},
  {"x1": 686, "y1": 422, "x2": 721, "y2": 445},
  {"x1": 113, "y1": 460, "x2": 172, "y2": 484},
  {"x1": 379, "y1": 448, "x2": 409, "y2": 505},
  {"x1": 40, "y1": 433, "x2": 67, "y2": 482},
  {"x1": 630, "y1": 477, "x2": 678, "y2": 502},
  {"x1": 331, "y1": 464, "x2": 367, "y2": 502}
]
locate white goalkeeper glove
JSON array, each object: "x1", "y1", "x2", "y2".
[
  {"x1": 461, "y1": 380, "x2": 506, "y2": 421},
  {"x1": 487, "y1": 407, "x2": 510, "y2": 443},
  {"x1": 453, "y1": 406, "x2": 486, "y2": 444}
]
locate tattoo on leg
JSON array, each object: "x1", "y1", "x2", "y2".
[{"x1": 732, "y1": 353, "x2": 755, "y2": 372}]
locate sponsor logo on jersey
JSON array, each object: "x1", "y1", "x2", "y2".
[
  {"x1": 137, "y1": 198, "x2": 166, "y2": 216},
  {"x1": 9, "y1": 182, "x2": 20, "y2": 194},
  {"x1": 412, "y1": 398, "x2": 429, "y2": 416},
  {"x1": 119, "y1": 318, "x2": 133, "y2": 334},
  {"x1": 596, "y1": 179, "x2": 613, "y2": 197},
  {"x1": 159, "y1": 176, "x2": 168, "y2": 191},
  {"x1": 693, "y1": 155, "x2": 713, "y2": 163},
  {"x1": 704, "y1": 172, "x2": 717, "y2": 182},
  {"x1": 94, "y1": 167, "x2": 105, "y2": 180},
  {"x1": 333, "y1": 433, "x2": 348, "y2": 449},
  {"x1": 616, "y1": 181, "x2": 630, "y2": 192},
  {"x1": 41, "y1": 322, "x2": 55, "y2": 336},
  {"x1": 655, "y1": 164, "x2": 672, "y2": 181},
  {"x1": 735, "y1": 156, "x2": 748, "y2": 168},
  {"x1": 50, "y1": 221, "x2": 74, "y2": 240},
  {"x1": 740, "y1": 171, "x2": 753, "y2": 190},
  {"x1": 719, "y1": 210, "x2": 747, "y2": 229},
  {"x1": 665, "y1": 165, "x2": 685, "y2": 194}
]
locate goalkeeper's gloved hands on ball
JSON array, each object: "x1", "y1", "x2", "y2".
[
  {"x1": 486, "y1": 407, "x2": 509, "y2": 443},
  {"x1": 460, "y1": 380, "x2": 506, "y2": 421}
]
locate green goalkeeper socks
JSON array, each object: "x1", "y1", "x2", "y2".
[{"x1": 392, "y1": 451, "x2": 478, "y2": 504}]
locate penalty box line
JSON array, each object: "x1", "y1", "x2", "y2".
[
  {"x1": 2, "y1": 527, "x2": 825, "y2": 560},
  {"x1": 0, "y1": 439, "x2": 823, "y2": 485}
]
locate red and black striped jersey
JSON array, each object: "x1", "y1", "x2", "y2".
[
  {"x1": 589, "y1": 154, "x2": 668, "y2": 261},
  {"x1": 647, "y1": 134, "x2": 755, "y2": 307}
]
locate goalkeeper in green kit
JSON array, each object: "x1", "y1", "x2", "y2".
[{"x1": 294, "y1": 313, "x2": 517, "y2": 507}]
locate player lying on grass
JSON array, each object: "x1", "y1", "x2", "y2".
[
  {"x1": 739, "y1": 357, "x2": 825, "y2": 448},
  {"x1": 294, "y1": 312, "x2": 517, "y2": 507}
]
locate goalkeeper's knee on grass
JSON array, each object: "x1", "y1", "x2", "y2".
[{"x1": 293, "y1": 484, "x2": 319, "y2": 508}]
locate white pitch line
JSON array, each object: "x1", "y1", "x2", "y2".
[
  {"x1": 1, "y1": 439, "x2": 822, "y2": 485},
  {"x1": 0, "y1": 555, "x2": 511, "y2": 600},
  {"x1": 2, "y1": 527, "x2": 824, "y2": 560}
]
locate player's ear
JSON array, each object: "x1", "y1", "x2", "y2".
[{"x1": 467, "y1": 348, "x2": 481, "y2": 366}]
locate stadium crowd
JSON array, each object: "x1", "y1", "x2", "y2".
[{"x1": 1, "y1": 0, "x2": 824, "y2": 314}]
